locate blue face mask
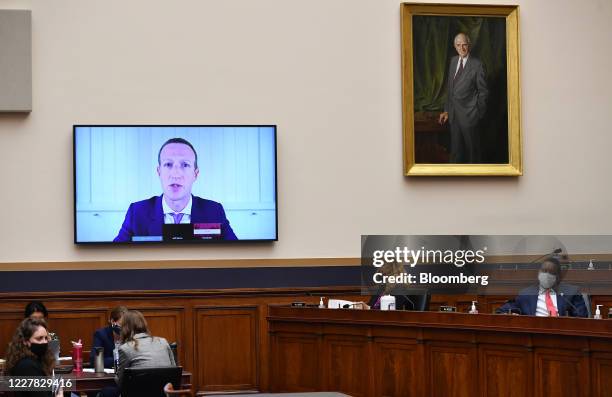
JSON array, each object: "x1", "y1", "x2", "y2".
[{"x1": 112, "y1": 325, "x2": 121, "y2": 335}]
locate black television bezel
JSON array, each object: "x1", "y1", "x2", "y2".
[{"x1": 73, "y1": 124, "x2": 278, "y2": 245}]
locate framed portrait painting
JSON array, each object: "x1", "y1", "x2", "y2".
[{"x1": 401, "y1": 3, "x2": 522, "y2": 176}]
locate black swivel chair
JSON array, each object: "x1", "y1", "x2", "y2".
[{"x1": 122, "y1": 366, "x2": 182, "y2": 397}]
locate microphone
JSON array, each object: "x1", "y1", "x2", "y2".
[
  {"x1": 558, "y1": 292, "x2": 579, "y2": 317},
  {"x1": 495, "y1": 299, "x2": 522, "y2": 315},
  {"x1": 402, "y1": 295, "x2": 416, "y2": 311},
  {"x1": 530, "y1": 248, "x2": 562, "y2": 264}
]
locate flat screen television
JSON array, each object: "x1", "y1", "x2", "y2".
[{"x1": 74, "y1": 125, "x2": 277, "y2": 244}]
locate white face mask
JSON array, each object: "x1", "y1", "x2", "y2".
[{"x1": 538, "y1": 271, "x2": 557, "y2": 289}]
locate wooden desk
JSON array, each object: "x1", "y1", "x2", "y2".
[
  {"x1": 268, "y1": 307, "x2": 612, "y2": 397},
  {"x1": 73, "y1": 370, "x2": 191, "y2": 392}
]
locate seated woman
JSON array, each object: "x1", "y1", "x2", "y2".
[
  {"x1": 99, "y1": 310, "x2": 176, "y2": 397},
  {"x1": 116, "y1": 310, "x2": 176, "y2": 387},
  {"x1": 24, "y1": 301, "x2": 60, "y2": 361},
  {"x1": 5, "y1": 318, "x2": 62, "y2": 397}
]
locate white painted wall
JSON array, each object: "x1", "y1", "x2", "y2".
[{"x1": 0, "y1": 0, "x2": 611, "y2": 263}]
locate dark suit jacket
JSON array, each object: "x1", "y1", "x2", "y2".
[
  {"x1": 444, "y1": 55, "x2": 489, "y2": 127},
  {"x1": 496, "y1": 284, "x2": 588, "y2": 317},
  {"x1": 114, "y1": 195, "x2": 237, "y2": 242},
  {"x1": 90, "y1": 326, "x2": 116, "y2": 368}
]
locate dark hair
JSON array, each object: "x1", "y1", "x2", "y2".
[
  {"x1": 120, "y1": 310, "x2": 150, "y2": 350},
  {"x1": 542, "y1": 256, "x2": 562, "y2": 277},
  {"x1": 110, "y1": 306, "x2": 128, "y2": 322},
  {"x1": 158, "y1": 138, "x2": 198, "y2": 170},
  {"x1": 24, "y1": 301, "x2": 48, "y2": 319},
  {"x1": 543, "y1": 256, "x2": 561, "y2": 269},
  {"x1": 5, "y1": 318, "x2": 55, "y2": 376}
]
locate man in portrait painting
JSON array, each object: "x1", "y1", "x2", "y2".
[
  {"x1": 438, "y1": 33, "x2": 488, "y2": 163},
  {"x1": 412, "y1": 16, "x2": 508, "y2": 165}
]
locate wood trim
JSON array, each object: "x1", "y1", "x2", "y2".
[
  {"x1": 0, "y1": 257, "x2": 361, "y2": 271},
  {"x1": 2, "y1": 253, "x2": 611, "y2": 271},
  {"x1": 0, "y1": 286, "x2": 362, "y2": 300}
]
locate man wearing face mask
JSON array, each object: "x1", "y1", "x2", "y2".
[
  {"x1": 5, "y1": 318, "x2": 63, "y2": 396},
  {"x1": 496, "y1": 257, "x2": 588, "y2": 317},
  {"x1": 90, "y1": 306, "x2": 128, "y2": 368}
]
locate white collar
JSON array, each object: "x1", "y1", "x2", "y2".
[
  {"x1": 539, "y1": 287, "x2": 557, "y2": 295},
  {"x1": 162, "y1": 194, "x2": 192, "y2": 216}
]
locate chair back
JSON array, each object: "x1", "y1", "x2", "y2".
[
  {"x1": 122, "y1": 366, "x2": 182, "y2": 397},
  {"x1": 169, "y1": 342, "x2": 179, "y2": 365}
]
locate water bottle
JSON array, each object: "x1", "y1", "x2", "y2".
[
  {"x1": 71, "y1": 341, "x2": 83, "y2": 373},
  {"x1": 113, "y1": 342, "x2": 120, "y2": 372},
  {"x1": 93, "y1": 347, "x2": 105, "y2": 373}
]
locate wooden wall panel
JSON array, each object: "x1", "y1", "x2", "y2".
[
  {"x1": 479, "y1": 346, "x2": 532, "y2": 397},
  {"x1": 591, "y1": 353, "x2": 612, "y2": 397},
  {"x1": 195, "y1": 306, "x2": 258, "y2": 393},
  {"x1": 50, "y1": 310, "x2": 108, "y2": 358},
  {"x1": 0, "y1": 311, "x2": 22, "y2": 358},
  {"x1": 429, "y1": 344, "x2": 478, "y2": 397},
  {"x1": 374, "y1": 341, "x2": 424, "y2": 397},
  {"x1": 134, "y1": 307, "x2": 185, "y2": 365},
  {"x1": 270, "y1": 334, "x2": 319, "y2": 392},
  {"x1": 325, "y1": 336, "x2": 370, "y2": 397},
  {"x1": 535, "y1": 349, "x2": 589, "y2": 397}
]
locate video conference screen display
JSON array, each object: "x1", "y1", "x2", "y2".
[{"x1": 74, "y1": 125, "x2": 277, "y2": 244}]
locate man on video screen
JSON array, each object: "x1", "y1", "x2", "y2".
[{"x1": 114, "y1": 138, "x2": 237, "y2": 242}]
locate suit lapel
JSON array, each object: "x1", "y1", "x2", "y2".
[
  {"x1": 528, "y1": 294, "x2": 538, "y2": 315},
  {"x1": 149, "y1": 195, "x2": 164, "y2": 236},
  {"x1": 556, "y1": 291, "x2": 566, "y2": 316},
  {"x1": 189, "y1": 195, "x2": 202, "y2": 223},
  {"x1": 449, "y1": 56, "x2": 458, "y2": 90},
  {"x1": 454, "y1": 57, "x2": 470, "y2": 84}
]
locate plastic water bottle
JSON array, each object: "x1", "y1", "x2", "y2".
[
  {"x1": 113, "y1": 342, "x2": 120, "y2": 372},
  {"x1": 71, "y1": 341, "x2": 83, "y2": 373}
]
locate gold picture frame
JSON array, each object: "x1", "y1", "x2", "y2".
[{"x1": 401, "y1": 3, "x2": 522, "y2": 176}]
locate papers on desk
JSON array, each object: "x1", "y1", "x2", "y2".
[
  {"x1": 328, "y1": 299, "x2": 360, "y2": 309},
  {"x1": 83, "y1": 368, "x2": 115, "y2": 374}
]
